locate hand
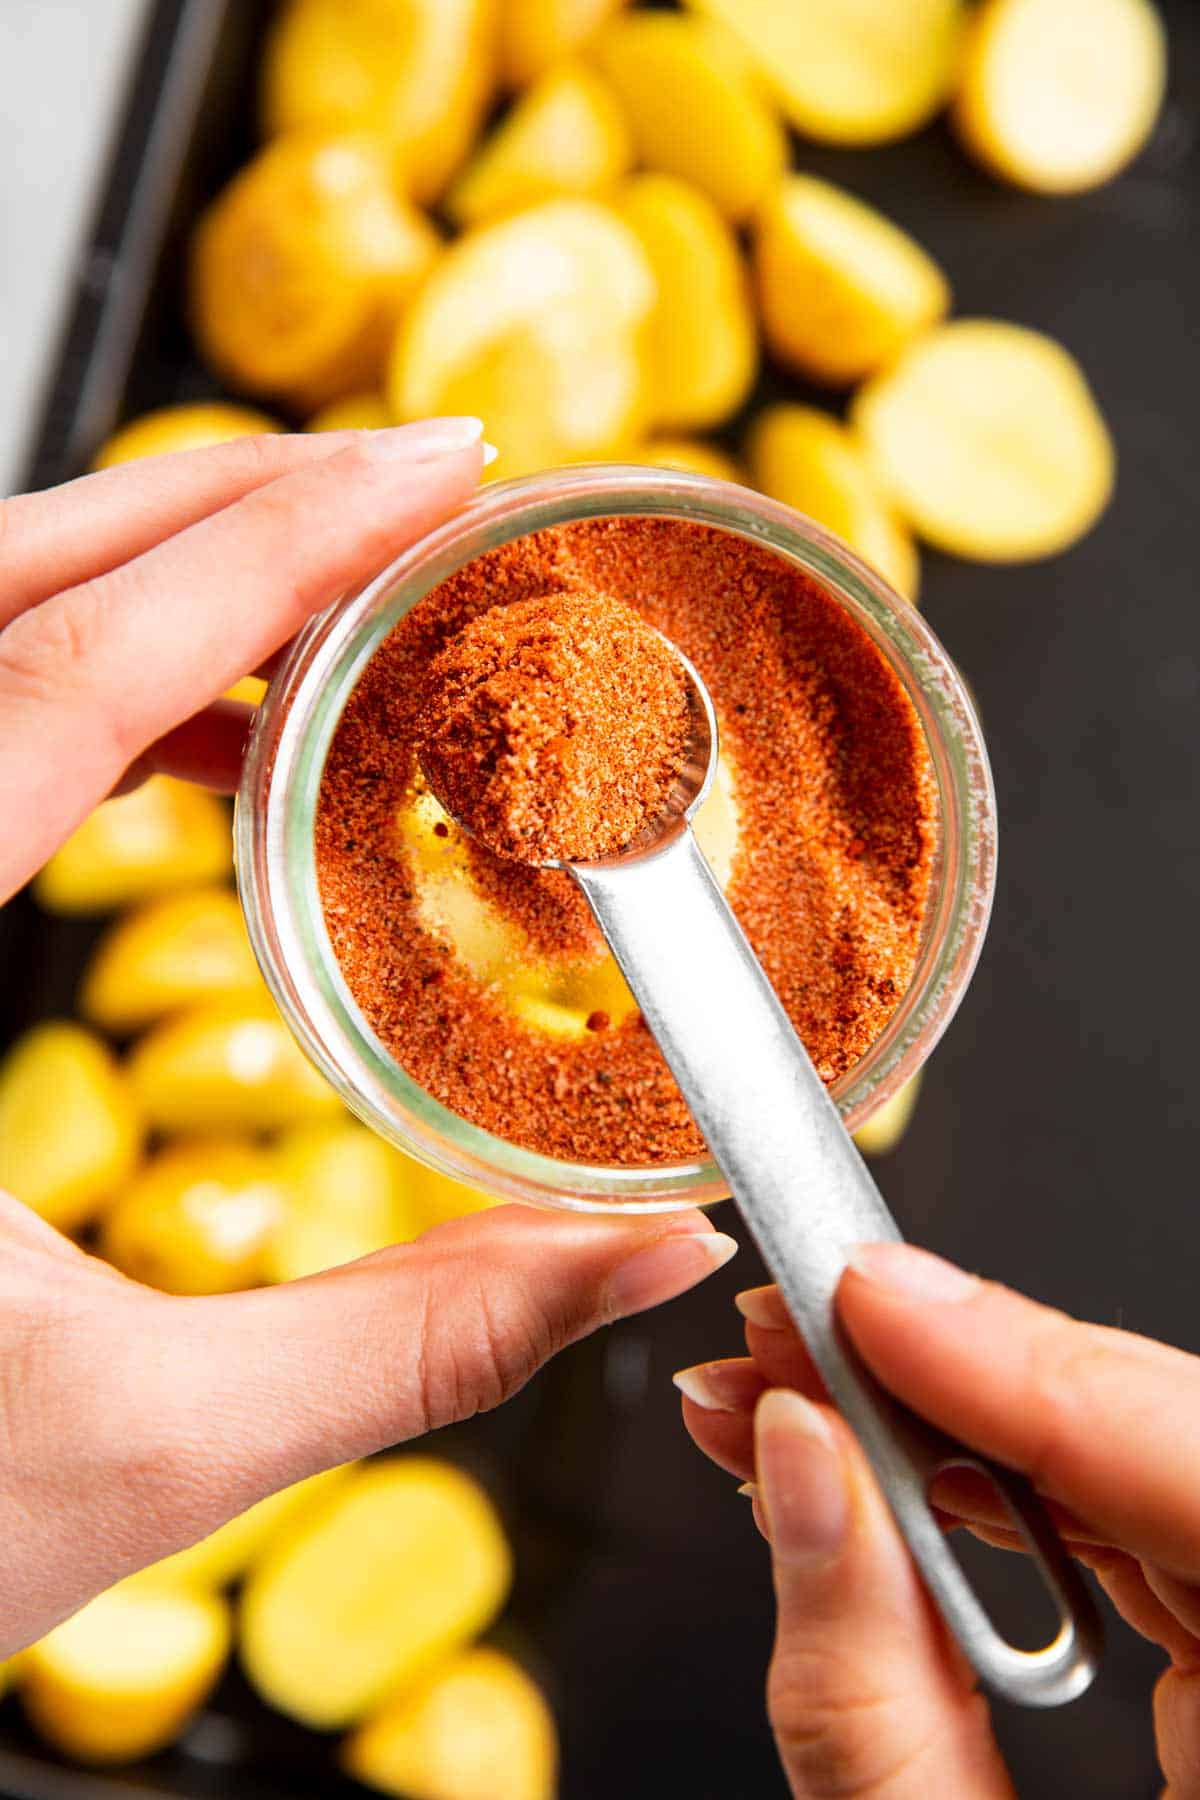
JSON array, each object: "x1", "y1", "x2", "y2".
[
  {"x1": 676, "y1": 1243, "x2": 1200, "y2": 1798},
  {"x1": 0, "y1": 427, "x2": 739, "y2": 1650}
]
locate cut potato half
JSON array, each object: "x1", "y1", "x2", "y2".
[
  {"x1": 853, "y1": 1072, "x2": 924, "y2": 1157},
  {"x1": 637, "y1": 439, "x2": 745, "y2": 485},
  {"x1": 34, "y1": 777, "x2": 230, "y2": 914},
  {"x1": 343, "y1": 1647, "x2": 557, "y2": 1800},
  {"x1": 0, "y1": 1023, "x2": 142, "y2": 1232},
  {"x1": 101, "y1": 1139, "x2": 288, "y2": 1294},
  {"x1": 240, "y1": 1458, "x2": 511, "y2": 1729},
  {"x1": 747, "y1": 405, "x2": 919, "y2": 603},
  {"x1": 687, "y1": 0, "x2": 965, "y2": 146},
  {"x1": 389, "y1": 200, "x2": 654, "y2": 477},
  {"x1": 591, "y1": 13, "x2": 786, "y2": 222},
  {"x1": 852, "y1": 320, "x2": 1115, "y2": 562},
  {"x1": 620, "y1": 173, "x2": 756, "y2": 431},
  {"x1": 80, "y1": 889, "x2": 262, "y2": 1034},
  {"x1": 138, "y1": 1467, "x2": 352, "y2": 1592},
  {"x1": 21, "y1": 1583, "x2": 231, "y2": 1764},
  {"x1": 448, "y1": 64, "x2": 631, "y2": 225},
  {"x1": 955, "y1": 0, "x2": 1166, "y2": 195},
  {"x1": 128, "y1": 997, "x2": 340, "y2": 1134},
  {"x1": 755, "y1": 175, "x2": 949, "y2": 387}
]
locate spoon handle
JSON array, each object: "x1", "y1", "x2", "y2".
[{"x1": 571, "y1": 825, "x2": 1102, "y2": 1708}]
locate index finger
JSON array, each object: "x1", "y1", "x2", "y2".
[
  {"x1": 0, "y1": 429, "x2": 375, "y2": 625},
  {"x1": 838, "y1": 1243, "x2": 1200, "y2": 1583},
  {"x1": 0, "y1": 427, "x2": 484, "y2": 900}
]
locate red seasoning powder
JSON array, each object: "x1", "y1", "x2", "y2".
[
  {"x1": 417, "y1": 588, "x2": 691, "y2": 864},
  {"x1": 316, "y1": 517, "x2": 937, "y2": 1166}
]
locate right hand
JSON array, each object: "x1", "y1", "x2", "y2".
[{"x1": 677, "y1": 1242, "x2": 1200, "y2": 1798}]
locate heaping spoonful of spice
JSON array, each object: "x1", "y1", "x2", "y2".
[{"x1": 417, "y1": 585, "x2": 1101, "y2": 1710}]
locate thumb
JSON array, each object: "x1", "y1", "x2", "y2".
[
  {"x1": 752, "y1": 1389, "x2": 1014, "y2": 1800},
  {"x1": 155, "y1": 1205, "x2": 736, "y2": 1528}
]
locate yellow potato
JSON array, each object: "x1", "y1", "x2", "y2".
[
  {"x1": 128, "y1": 997, "x2": 341, "y2": 1134},
  {"x1": 261, "y1": 0, "x2": 495, "y2": 204},
  {"x1": 636, "y1": 439, "x2": 745, "y2": 485},
  {"x1": 591, "y1": 13, "x2": 785, "y2": 222},
  {"x1": 101, "y1": 1139, "x2": 289, "y2": 1294},
  {"x1": 747, "y1": 405, "x2": 920, "y2": 603},
  {"x1": 224, "y1": 675, "x2": 269, "y2": 705},
  {"x1": 343, "y1": 1647, "x2": 557, "y2": 1800},
  {"x1": 619, "y1": 173, "x2": 756, "y2": 432},
  {"x1": 755, "y1": 175, "x2": 949, "y2": 388},
  {"x1": 306, "y1": 392, "x2": 392, "y2": 432},
  {"x1": 852, "y1": 319, "x2": 1116, "y2": 562},
  {"x1": 191, "y1": 133, "x2": 439, "y2": 410},
  {"x1": 501, "y1": 0, "x2": 626, "y2": 88},
  {"x1": 34, "y1": 776, "x2": 230, "y2": 914},
  {"x1": 0, "y1": 1023, "x2": 142, "y2": 1231},
  {"x1": 20, "y1": 1582, "x2": 231, "y2": 1765},
  {"x1": 448, "y1": 63, "x2": 631, "y2": 226},
  {"x1": 93, "y1": 404, "x2": 282, "y2": 469},
  {"x1": 240, "y1": 1458, "x2": 512, "y2": 1729},
  {"x1": 853, "y1": 1072, "x2": 923, "y2": 1157},
  {"x1": 389, "y1": 199, "x2": 654, "y2": 478},
  {"x1": 266, "y1": 1120, "x2": 424, "y2": 1281},
  {"x1": 955, "y1": 0, "x2": 1166, "y2": 195},
  {"x1": 80, "y1": 888, "x2": 262, "y2": 1034},
  {"x1": 687, "y1": 0, "x2": 965, "y2": 146},
  {"x1": 138, "y1": 1467, "x2": 351, "y2": 1591}
]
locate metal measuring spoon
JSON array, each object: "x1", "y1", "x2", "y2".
[{"x1": 427, "y1": 644, "x2": 1103, "y2": 1708}]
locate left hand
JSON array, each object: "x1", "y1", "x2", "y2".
[
  {"x1": 677, "y1": 1243, "x2": 1200, "y2": 1798},
  {"x1": 0, "y1": 426, "x2": 738, "y2": 1652}
]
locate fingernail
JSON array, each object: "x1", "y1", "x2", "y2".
[
  {"x1": 364, "y1": 418, "x2": 484, "y2": 460},
  {"x1": 608, "y1": 1231, "x2": 738, "y2": 1318},
  {"x1": 756, "y1": 1390, "x2": 847, "y2": 1565},
  {"x1": 482, "y1": 442, "x2": 499, "y2": 467},
  {"x1": 672, "y1": 1359, "x2": 761, "y2": 1412},
  {"x1": 847, "y1": 1242, "x2": 979, "y2": 1303},
  {"x1": 734, "y1": 1285, "x2": 788, "y2": 1330},
  {"x1": 736, "y1": 1481, "x2": 758, "y2": 1499}
]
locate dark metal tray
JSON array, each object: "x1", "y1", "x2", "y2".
[{"x1": 7, "y1": 2, "x2": 1200, "y2": 1793}]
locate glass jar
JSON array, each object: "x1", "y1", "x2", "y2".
[{"x1": 236, "y1": 465, "x2": 996, "y2": 1214}]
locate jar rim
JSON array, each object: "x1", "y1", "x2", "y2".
[{"x1": 236, "y1": 465, "x2": 997, "y2": 1213}]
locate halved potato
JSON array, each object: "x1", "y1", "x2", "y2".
[
  {"x1": 448, "y1": 64, "x2": 631, "y2": 225},
  {"x1": 128, "y1": 997, "x2": 340, "y2": 1134},
  {"x1": 636, "y1": 439, "x2": 745, "y2": 485},
  {"x1": 137, "y1": 1466, "x2": 351, "y2": 1592},
  {"x1": 80, "y1": 888, "x2": 262, "y2": 1034},
  {"x1": 306, "y1": 392, "x2": 392, "y2": 432},
  {"x1": 955, "y1": 0, "x2": 1166, "y2": 195},
  {"x1": 240, "y1": 1458, "x2": 512, "y2": 1729},
  {"x1": 852, "y1": 319, "x2": 1115, "y2": 562},
  {"x1": 687, "y1": 0, "x2": 966, "y2": 146},
  {"x1": 620, "y1": 173, "x2": 756, "y2": 432},
  {"x1": 0, "y1": 1023, "x2": 142, "y2": 1232},
  {"x1": 20, "y1": 1582, "x2": 231, "y2": 1765},
  {"x1": 224, "y1": 675, "x2": 270, "y2": 705},
  {"x1": 343, "y1": 1647, "x2": 557, "y2": 1800},
  {"x1": 389, "y1": 199, "x2": 654, "y2": 478},
  {"x1": 34, "y1": 777, "x2": 230, "y2": 914},
  {"x1": 266, "y1": 1119, "x2": 423, "y2": 1281},
  {"x1": 261, "y1": 0, "x2": 496, "y2": 204},
  {"x1": 853, "y1": 1072, "x2": 924, "y2": 1157},
  {"x1": 747, "y1": 405, "x2": 919, "y2": 603},
  {"x1": 101, "y1": 1139, "x2": 289, "y2": 1294},
  {"x1": 93, "y1": 404, "x2": 281, "y2": 469},
  {"x1": 591, "y1": 13, "x2": 786, "y2": 222},
  {"x1": 755, "y1": 175, "x2": 949, "y2": 387},
  {"x1": 191, "y1": 133, "x2": 439, "y2": 410}
]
